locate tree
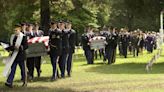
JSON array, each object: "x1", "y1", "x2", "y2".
[{"x1": 40, "y1": 0, "x2": 50, "y2": 35}]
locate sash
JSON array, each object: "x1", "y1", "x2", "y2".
[{"x1": 3, "y1": 32, "x2": 24, "y2": 77}]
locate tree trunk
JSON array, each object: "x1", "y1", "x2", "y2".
[{"x1": 40, "y1": 0, "x2": 50, "y2": 36}]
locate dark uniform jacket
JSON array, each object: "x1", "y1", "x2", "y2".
[
  {"x1": 106, "y1": 33, "x2": 118, "y2": 49},
  {"x1": 61, "y1": 30, "x2": 70, "y2": 53},
  {"x1": 49, "y1": 29, "x2": 62, "y2": 56},
  {"x1": 68, "y1": 29, "x2": 76, "y2": 53},
  {"x1": 6, "y1": 35, "x2": 28, "y2": 61}
]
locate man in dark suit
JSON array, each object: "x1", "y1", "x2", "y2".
[
  {"x1": 66, "y1": 21, "x2": 76, "y2": 77},
  {"x1": 5, "y1": 24, "x2": 28, "y2": 88}
]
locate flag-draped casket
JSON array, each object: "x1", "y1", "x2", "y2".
[
  {"x1": 26, "y1": 36, "x2": 49, "y2": 58},
  {"x1": 89, "y1": 36, "x2": 106, "y2": 50}
]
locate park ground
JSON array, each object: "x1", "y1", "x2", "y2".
[{"x1": 0, "y1": 47, "x2": 164, "y2": 92}]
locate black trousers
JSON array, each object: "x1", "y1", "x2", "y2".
[
  {"x1": 34, "y1": 56, "x2": 41, "y2": 76},
  {"x1": 27, "y1": 57, "x2": 35, "y2": 78},
  {"x1": 27, "y1": 57, "x2": 41, "y2": 78}
]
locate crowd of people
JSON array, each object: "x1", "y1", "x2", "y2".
[
  {"x1": 81, "y1": 26, "x2": 161, "y2": 65},
  {"x1": 4, "y1": 20, "x2": 76, "y2": 88}
]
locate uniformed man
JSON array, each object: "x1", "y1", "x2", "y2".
[
  {"x1": 99, "y1": 27, "x2": 108, "y2": 62},
  {"x1": 65, "y1": 21, "x2": 76, "y2": 77},
  {"x1": 33, "y1": 23, "x2": 44, "y2": 77},
  {"x1": 58, "y1": 20, "x2": 70, "y2": 78},
  {"x1": 120, "y1": 29, "x2": 129, "y2": 58},
  {"x1": 21, "y1": 23, "x2": 27, "y2": 34},
  {"x1": 81, "y1": 26, "x2": 94, "y2": 64},
  {"x1": 105, "y1": 27, "x2": 118, "y2": 64},
  {"x1": 118, "y1": 29, "x2": 124, "y2": 56},
  {"x1": 26, "y1": 23, "x2": 35, "y2": 80},
  {"x1": 111, "y1": 27, "x2": 118, "y2": 63},
  {"x1": 20, "y1": 22, "x2": 28, "y2": 81},
  {"x1": 49, "y1": 21, "x2": 62, "y2": 81},
  {"x1": 146, "y1": 33, "x2": 154, "y2": 53},
  {"x1": 5, "y1": 24, "x2": 28, "y2": 88},
  {"x1": 131, "y1": 31, "x2": 140, "y2": 57}
]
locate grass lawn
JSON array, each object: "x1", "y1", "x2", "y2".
[{"x1": 0, "y1": 47, "x2": 164, "y2": 92}]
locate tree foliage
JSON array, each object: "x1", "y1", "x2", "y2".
[{"x1": 0, "y1": 0, "x2": 164, "y2": 41}]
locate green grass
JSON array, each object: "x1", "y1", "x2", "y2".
[{"x1": 1, "y1": 47, "x2": 164, "y2": 92}]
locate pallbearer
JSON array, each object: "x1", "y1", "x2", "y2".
[
  {"x1": 49, "y1": 21, "x2": 62, "y2": 81},
  {"x1": 5, "y1": 24, "x2": 28, "y2": 88},
  {"x1": 65, "y1": 21, "x2": 76, "y2": 77},
  {"x1": 21, "y1": 23, "x2": 27, "y2": 34},
  {"x1": 26, "y1": 23, "x2": 35, "y2": 80},
  {"x1": 105, "y1": 27, "x2": 118, "y2": 64},
  {"x1": 33, "y1": 23, "x2": 44, "y2": 77},
  {"x1": 81, "y1": 26, "x2": 94, "y2": 64}
]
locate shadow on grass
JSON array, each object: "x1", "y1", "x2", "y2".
[
  {"x1": 0, "y1": 82, "x2": 76, "y2": 92},
  {"x1": 85, "y1": 62, "x2": 164, "y2": 74},
  {"x1": 14, "y1": 76, "x2": 51, "y2": 83}
]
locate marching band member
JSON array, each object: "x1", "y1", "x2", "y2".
[{"x1": 5, "y1": 24, "x2": 28, "y2": 88}]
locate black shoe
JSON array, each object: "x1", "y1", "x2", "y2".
[
  {"x1": 28, "y1": 76, "x2": 34, "y2": 81},
  {"x1": 61, "y1": 75, "x2": 65, "y2": 79},
  {"x1": 22, "y1": 82, "x2": 27, "y2": 87},
  {"x1": 68, "y1": 74, "x2": 71, "y2": 77},
  {"x1": 51, "y1": 77, "x2": 57, "y2": 81},
  {"x1": 37, "y1": 73, "x2": 40, "y2": 78},
  {"x1": 5, "y1": 83, "x2": 13, "y2": 88},
  {"x1": 38, "y1": 70, "x2": 42, "y2": 78}
]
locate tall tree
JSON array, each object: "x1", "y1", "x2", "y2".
[{"x1": 40, "y1": 0, "x2": 50, "y2": 35}]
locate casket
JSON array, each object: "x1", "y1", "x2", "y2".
[
  {"x1": 26, "y1": 36, "x2": 49, "y2": 58},
  {"x1": 89, "y1": 36, "x2": 106, "y2": 50}
]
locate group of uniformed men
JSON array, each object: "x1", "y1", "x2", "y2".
[
  {"x1": 81, "y1": 26, "x2": 160, "y2": 65},
  {"x1": 4, "y1": 20, "x2": 76, "y2": 88},
  {"x1": 48, "y1": 20, "x2": 76, "y2": 81}
]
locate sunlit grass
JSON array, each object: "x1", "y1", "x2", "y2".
[{"x1": 0, "y1": 46, "x2": 164, "y2": 92}]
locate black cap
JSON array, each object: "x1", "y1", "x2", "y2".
[
  {"x1": 14, "y1": 24, "x2": 21, "y2": 28},
  {"x1": 26, "y1": 23, "x2": 33, "y2": 27},
  {"x1": 50, "y1": 20, "x2": 58, "y2": 25},
  {"x1": 58, "y1": 20, "x2": 65, "y2": 23},
  {"x1": 65, "y1": 20, "x2": 72, "y2": 24},
  {"x1": 21, "y1": 22, "x2": 27, "y2": 26},
  {"x1": 34, "y1": 22, "x2": 39, "y2": 26}
]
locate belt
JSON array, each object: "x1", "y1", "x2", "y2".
[{"x1": 50, "y1": 44, "x2": 57, "y2": 48}]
